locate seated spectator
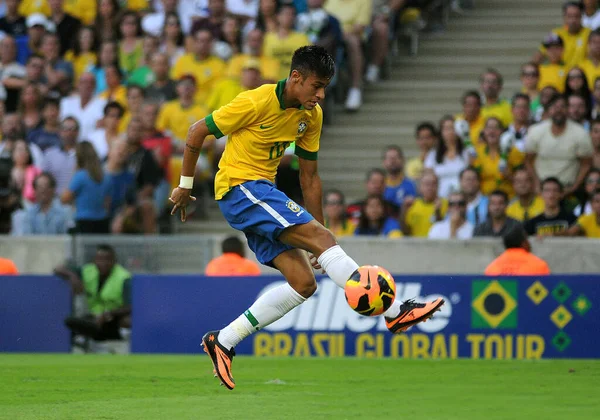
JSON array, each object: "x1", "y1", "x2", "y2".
[
  {"x1": 18, "y1": 82, "x2": 43, "y2": 134},
  {"x1": 568, "y1": 93, "x2": 591, "y2": 130},
  {"x1": 206, "y1": 58, "x2": 263, "y2": 112},
  {"x1": 580, "y1": 30, "x2": 600, "y2": 88},
  {"x1": 460, "y1": 167, "x2": 488, "y2": 226},
  {"x1": 226, "y1": 28, "x2": 280, "y2": 83},
  {"x1": 507, "y1": 93, "x2": 531, "y2": 152},
  {"x1": 118, "y1": 84, "x2": 145, "y2": 133},
  {"x1": 59, "y1": 72, "x2": 107, "y2": 141},
  {"x1": 354, "y1": 195, "x2": 403, "y2": 238},
  {"x1": 583, "y1": 0, "x2": 600, "y2": 30},
  {"x1": 428, "y1": 191, "x2": 474, "y2": 240},
  {"x1": 593, "y1": 119, "x2": 600, "y2": 167},
  {"x1": 561, "y1": 187, "x2": 600, "y2": 237},
  {"x1": 48, "y1": 0, "x2": 81, "y2": 56},
  {"x1": 88, "y1": 101, "x2": 125, "y2": 161},
  {"x1": 424, "y1": 115, "x2": 466, "y2": 198},
  {"x1": 127, "y1": 34, "x2": 160, "y2": 88},
  {"x1": 205, "y1": 236, "x2": 261, "y2": 276},
  {"x1": 215, "y1": 15, "x2": 243, "y2": 61},
  {"x1": 538, "y1": 34, "x2": 567, "y2": 93},
  {"x1": 574, "y1": 168, "x2": 600, "y2": 216},
  {"x1": 56, "y1": 244, "x2": 132, "y2": 343},
  {"x1": 471, "y1": 117, "x2": 524, "y2": 197},
  {"x1": 99, "y1": 63, "x2": 127, "y2": 109},
  {"x1": 104, "y1": 139, "x2": 135, "y2": 219},
  {"x1": 11, "y1": 172, "x2": 72, "y2": 235},
  {"x1": 170, "y1": 28, "x2": 226, "y2": 106},
  {"x1": 382, "y1": 145, "x2": 416, "y2": 208},
  {"x1": 525, "y1": 93, "x2": 593, "y2": 195},
  {"x1": 519, "y1": 63, "x2": 541, "y2": 116},
  {"x1": 346, "y1": 168, "x2": 398, "y2": 222},
  {"x1": 401, "y1": 171, "x2": 448, "y2": 237},
  {"x1": 524, "y1": 177, "x2": 576, "y2": 236},
  {"x1": 480, "y1": 68, "x2": 512, "y2": 127},
  {"x1": 406, "y1": 122, "x2": 437, "y2": 180},
  {"x1": 0, "y1": 0, "x2": 27, "y2": 37},
  {"x1": 10, "y1": 139, "x2": 41, "y2": 206},
  {"x1": 0, "y1": 36, "x2": 26, "y2": 104},
  {"x1": 64, "y1": 26, "x2": 98, "y2": 85},
  {"x1": 533, "y1": 2, "x2": 590, "y2": 68},
  {"x1": 61, "y1": 141, "x2": 112, "y2": 234},
  {"x1": 456, "y1": 90, "x2": 484, "y2": 144},
  {"x1": 144, "y1": 52, "x2": 177, "y2": 104},
  {"x1": 42, "y1": 116, "x2": 78, "y2": 195},
  {"x1": 117, "y1": 11, "x2": 143, "y2": 75},
  {"x1": 474, "y1": 190, "x2": 521, "y2": 237},
  {"x1": 95, "y1": 0, "x2": 121, "y2": 42},
  {"x1": 484, "y1": 226, "x2": 551, "y2": 275},
  {"x1": 324, "y1": 189, "x2": 356, "y2": 237},
  {"x1": 157, "y1": 12, "x2": 186, "y2": 66},
  {"x1": 296, "y1": 0, "x2": 343, "y2": 60},
  {"x1": 506, "y1": 167, "x2": 545, "y2": 222},
  {"x1": 40, "y1": 32, "x2": 74, "y2": 97},
  {"x1": 27, "y1": 97, "x2": 62, "y2": 152}
]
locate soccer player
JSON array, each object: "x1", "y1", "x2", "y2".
[{"x1": 169, "y1": 46, "x2": 444, "y2": 390}]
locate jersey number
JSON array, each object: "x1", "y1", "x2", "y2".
[{"x1": 269, "y1": 142, "x2": 291, "y2": 160}]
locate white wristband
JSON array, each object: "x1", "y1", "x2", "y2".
[{"x1": 179, "y1": 176, "x2": 194, "y2": 189}]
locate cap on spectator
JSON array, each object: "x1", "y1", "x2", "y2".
[
  {"x1": 178, "y1": 74, "x2": 197, "y2": 85},
  {"x1": 242, "y1": 58, "x2": 261, "y2": 72},
  {"x1": 26, "y1": 14, "x2": 55, "y2": 32},
  {"x1": 542, "y1": 33, "x2": 564, "y2": 48}
]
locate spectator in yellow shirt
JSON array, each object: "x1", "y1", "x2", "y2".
[
  {"x1": 170, "y1": 29, "x2": 226, "y2": 106},
  {"x1": 406, "y1": 122, "x2": 437, "y2": 180},
  {"x1": 99, "y1": 63, "x2": 127, "y2": 108},
  {"x1": 480, "y1": 69, "x2": 513, "y2": 127},
  {"x1": 401, "y1": 171, "x2": 448, "y2": 237},
  {"x1": 538, "y1": 33, "x2": 567, "y2": 93},
  {"x1": 226, "y1": 28, "x2": 281, "y2": 83},
  {"x1": 456, "y1": 90, "x2": 485, "y2": 143},
  {"x1": 506, "y1": 167, "x2": 545, "y2": 222},
  {"x1": 534, "y1": 1, "x2": 591, "y2": 68},
  {"x1": 556, "y1": 188, "x2": 600, "y2": 237},
  {"x1": 580, "y1": 29, "x2": 600, "y2": 87},
  {"x1": 206, "y1": 58, "x2": 263, "y2": 112},
  {"x1": 65, "y1": 26, "x2": 98, "y2": 86},
  {"x1": 19, "y1": 0, "x2": 51, "y2": 17},
  {"x1": 118, "y1": 85, "x2": 145, "y2": 133},
  {"x1": 64, "y1": 0, "x2": 97, "y2": 26},
  {"x1": 324, "y1": 189, "x2": 357, "y2": 238}
]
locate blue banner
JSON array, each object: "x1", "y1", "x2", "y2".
[
  {"x1": 132, "y1": 275, "x2": 600, "y2": 359},
  {"x1": 0, "y1": 276, "x2": 72, "y2": 353}
]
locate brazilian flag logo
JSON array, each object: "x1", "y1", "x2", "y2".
[{"x1": 472, "y1": 280, "x2": 518, "y2": 329}]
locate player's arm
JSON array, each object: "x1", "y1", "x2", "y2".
[{"x1": 298, "y1": 157, "x2": 324, "y2": 225}]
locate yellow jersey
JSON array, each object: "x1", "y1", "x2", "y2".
[
  {"x1": 206, "y1": 78, "x2": 246, "y2": 112},
  {"x1": 226, "y1": 54, "x2": 281, "y2": 82},
  {"x1": 157, "y1": 100, "x2": 210, "y2": 142},
  {"x1": 206, "y1": 80, "x2": 322, "y2": 200},
  {"x1": 456, "y1": 112, "x2": 485, "y2": 143},
  {"x1": 64, "y1": 51, "x2": 97, "y2": 85},
  {"x1": 405, "y1": 198, "x2": 448, "y2": 237},
  {"x1": 538, "y1": 63, "x2": 567, "y2": 92},
  {"x1": 326, "y1": 219, "x2": 357, "y2": 238},
  {"x1": 576, "y1": 213, "x2": 600, "y2": 237},
  {"x1": 100, "y1": 85, "x2": 128, "y2": 109},
  {"x1": 580, "y1": 59, "x2": 600, "y2": 88},
  {"x1": 506, "y1": 195, "x2": 545, "y2": 221},
  {"x1": 170, "y1": 54, "x2": 226, "y2": 105},
  {"x1": 263, "y1": 32, "x2": 311, "y2": 80},
  {"x1": 64, "y1": 0, "x2": 96, "y2": 25},
  {"x1": 19, "y1": 0, "x2": 51, "y2": 17},
  {"x1": 540, "y1": 26, "x2": 591, "y2": 68},
  {"x1": 125, "y1": 0, "x2": 149, "y2": 11},
  {"x1": 482, "y1": 99, "x2": 513, "y2": 127},
  {"x1": 405, "y1": 157, "x2": 424, "y2": 180},
  {"x1": 324, "y1": 0, "x2": 373, "y2": 33},
  {"x1": 473, "y1": 145, "x2": 524, "y2": 197}
]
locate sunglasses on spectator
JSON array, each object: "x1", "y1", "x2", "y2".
[{"x1": 448, "y1": 200, "x2": 466, "y2": 207}]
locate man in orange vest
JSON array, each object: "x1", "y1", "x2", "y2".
[
  {"x1": 0, "y1": 257, "x2": 18, "y2": 275},
  {"x1": 205, "y1": 236, "x2": 261, "y2": 276},
  {"x1": 485, "y1": 225, "x2": 551, "y2": 275}
]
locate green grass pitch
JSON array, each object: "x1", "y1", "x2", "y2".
[{"x1": 0, "y1": 355, "x2": 599, "y2": 420}]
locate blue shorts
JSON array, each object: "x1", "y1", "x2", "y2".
[{"x1": 218, "y1": 180, "x2": 314, "y2": 266}]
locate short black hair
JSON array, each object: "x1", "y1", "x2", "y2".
[
  {"x1": 97, "y1": 244, "x2": 116, "y2": 257},
  {"x1": 490, "y1": 189, "x2": 509, "y2": 204},
  {"x1": 104, "y1": 101, "x2": 125, "y2": 118},
  {"x1": 383, "y1": 145, "x2": 403, "y2": 159},
  {"x1": 462, "y1": 90, "x2": 482, "y2": 105},
  {"x1": 222, "y1": 236, "x2": 245, "y2": 257},
  {"x1": 541, "y1": 176, "x2": 564, "y2": 192},
  {"x1": 290, "y1": 45, "x2": 335, "y2": 80},
  {"x1": 415, "y1": 121, "x2": 436, "y2": 137},
  {"x1": 503, "y1": 225, "x2": 528, "y2": 249},
  {"x1": 512, "y1": 92, "x2": 531, "y2": 107},
  {"x1": 460, "y1": 166, "x2": 480, "y2": 181},
  {"x1": 43, "y1": 96, "x2": 60, "y2": 109},
  {"x1": 563, "y1": 1, "x2": 584, "y2": 14},
  {"x1": 547, "y1": 92, "x2": 567, "y2": 108},
  {"x1": 366, "y1": 167, "x2": 385, "y2": 181}
]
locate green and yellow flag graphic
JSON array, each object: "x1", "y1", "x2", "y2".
[{"x1": 471, "y1": 280, "x2": 518, "y2": 329}]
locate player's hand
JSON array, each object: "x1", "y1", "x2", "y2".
[{"x1": 169, "y1": 187, "x2": 197, "y2": 222}]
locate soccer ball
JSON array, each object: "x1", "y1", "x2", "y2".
[{"x1": 344, "y1": 265, "x2": 396, "y2": 316}]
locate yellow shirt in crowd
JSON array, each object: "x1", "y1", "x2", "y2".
[
  {"x1": 263, "y1": 32, "x2": 311, "y2": 80},
  {"x1": 579, "y1": 58, "x2": 600, "y2": 88},
  {"x1": 170, "y1": 54, "x2": 226, "y2": 105},
  {"x1": 64, "y1": 51, "x2": 97, "y2": 85},
  {"x1": 538, "y1": 63, "x2": 567, "y2": 92},
  {"x1": 156, "y1": 100, "x2": 210, "y2": 142},
  {"x1": 206, "y1": 78, "x2": 246, "y2": 112},
  {"x1": 456, "y1": 113, "x2": 485, "y2": 143},
  {"x1": 18, "y1": 0, "x2": 50, "y2": 17},
  {"x1": 540, "y1": 26, "x2": 591, "y2": 69},
  {"x1": 405, "y1": 198, "x2": 448, "y2": 237},
  {"x1": 506, "y1": 195, "x2": 545, "y2": 221},
  {"x1": 226, "y1": 54, "x2": 281, "y2": 82},
  {"x1": 324, "y1": 0, "x2": 373, "y2": 33},
  {"x1": 576, "y1": 213, "x2": 600, "y2": 238},
  {"x1": 100, "y1": 85, "x2": 128, "y2": 109},
  {"x1": 472, "y1": 145, "x2": 524, "y2": 197},
  {"x1": 326, "y1": 219, "x2": 357, "y2": 238},
  {"x1": 19, "y1": 0, "x2": 147, "y2": 21},
  {"x1": 64, "y1": 0, "x2": 96, "y2": 25},
  {"x1": 206, "y1": 80, "x2": 322, "y2": 200},
  {"x1": 482, "y1": 99, "x2": 513, "y2": 128}
]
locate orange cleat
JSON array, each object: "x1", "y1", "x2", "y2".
[
  {"x1": 385, "y1": 298, "x2": 445, "y2": 334},
  {"x1": 201, "y1": 331, "x2": 236, "y2": 390}
]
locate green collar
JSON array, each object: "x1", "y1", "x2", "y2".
[{"x1": 275, "y1": 79, "x2": 303, "y2": 110}]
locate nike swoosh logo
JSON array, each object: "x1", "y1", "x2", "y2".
[{"x1": 260, "y1": 124, "x2": 274, "y2": 129}]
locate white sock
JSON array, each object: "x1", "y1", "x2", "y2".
[
  {"x1": 218, "y1": 283, "x2": 306, "y2": 350},
  {"x1": 317, "y1": 245, "x2": 403, "y2": 319}
]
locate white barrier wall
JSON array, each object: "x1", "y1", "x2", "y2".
[{"x1": 0, "y1": 236, "x2": 71, "y2": 274}]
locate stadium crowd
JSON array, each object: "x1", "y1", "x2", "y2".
[
  {"x1": 0, "y1": 0, "x2": 437, "y2": 236},
  {"x1": 324, "y1": 0, "x2": 600, "y2": 241}
]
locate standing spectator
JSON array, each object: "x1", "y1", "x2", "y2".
[
  {"x1": 354, "y1": 195, "x2": 403, "y2": 238},
  {"x1": 525, "y1": 93, "x2": 593, "y2": 195},
  {"x1": 565, "y1": 67, "x2": 593, "y2": 121},
  {"x1": 61, "y1": 141, "x2": 113, "y2": 234},
  {"x1": 346, "y1": 168, "x2": 397, "y2": 222},
  {"x1": 18, "y1": 82, "x2": 43, "y2": 134},
  {"x1": 580, "y1": 29, "x2": 600, "y2": 87},
  {"x1": 42, "y1": 117, "x2": 78, "y2": 195},
  {"x1": 533, "y1": 1, "x2": 591, "y2": 68},
  {"x1": 428, "y1": 191, "x2": 474, "y2": 240},
  {"x1": 118, "y1": 11, "x2": 143, "y2": 75},
  {"x1": 48, "y1": 0, "x2": 82, "y2": 56},
  {"x1": 574, "y1": 168, "x2": 600, "y2": 216},
  {"x1": 524, "y1": 177, "x2": 576, "y2": 237},
  {"x1": 127, "y1": 34, "x2": 160, "y2": 88},
  {"x1": 88, "y1": 101, "x2": 125, "y2": 161},
  {"x1": 456, "y1": 90, "x2": 485, "y2": 144},
  {"x1": 59, "y1": 72, "x2": 107, "y2": 141},
  {"x1": 382, "y1": 145, "x2": 416, "y2": 208},
  {"x1": 205, "y1": 236, "x2": 261, "y2": 276},
  {"x1": 583, "y1": 0, "x2": 600, "y2": 30},
  {"x1": 507, "y1": 167, "x2": 545, "y2": 222},
  {"x1": 144, "y1": 52, "x2": 178, "y2": 104},
  {"x1": 10, "y1": 139, "x2": 42, "y2": 206},
  {"x1": 158, "y1": 12, "x2": 185, "y2": 66},
  {"x1": 0, "y1": 0, "x2": 27, "y2": 37},
  {"x1": 95, "y1": 0, "x2": 121, "y2": 42},
  {"x1": 484, "y1": 226, "x2": 551, "y2": 276},
  {"x1": 11, "y1": 172, "x2": 73, "y2": 236},
  {"x1": 480, "y1": 68, "x2": 512, "y2": 127},
  {"x1": 561, "y1": 188, "x2": 600, "y2": 237},
  {"x1": 0, "y1": 36, "x2": 26, "y2": 104},
  {"x1": 226, "y1": 28, "x2": 281, "y2": 83},
  {"x1": 593, "y1": 119, "x2": 600, "y2": 167},
  {"x1": 460, "y1": 166, "x2": 488, "y2": 227},
  {"x1": 64, "y1": 26, "x2": 98, "y2": 85},
  {"x1": 401, "y1": 171, "x2": 447, "y2": 237},
  {"x1": 520, "y1": 63, "x2": 541, "y2": 115},
  {"x1": 323, "y1": 189, "x2": 356, "y2": 238},
  {"x1": 538, "y1": 33, "x2": 566, "y2": 93},
  {"x1": 473, "y1": 190, "x2": 521, "y2": 237},
  {"x1": 27, "y1": 97, "x2": 62, "y2": 152},
  {"x1": 508, "y1": 93, "x2": 531, "y2": 152},
  {"x1": 568, "y1": 93, "x2": 591, "y2": 130},
  {"x1": 425, "y1": 116, "x2": 466, "y2": 198},
  {"x1": 406, "y1": 122, "x2": 437, "y2": 180}
]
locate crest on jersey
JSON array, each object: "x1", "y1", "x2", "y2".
[
  {"x1": 297, "y1": 120, "x2": 308, "y2": 135},
  {"x1": 286, "y1": 199, "x2": 301, "y2": 213}
]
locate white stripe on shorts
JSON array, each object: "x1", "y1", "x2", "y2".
[{"x1": 239, "y1": 184, "x2": 291, "y2": 228}]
